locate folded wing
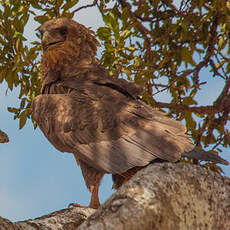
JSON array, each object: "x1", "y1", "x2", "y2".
[{"x1": 33, "y1": 79, "x2": 195, "y2": 174}]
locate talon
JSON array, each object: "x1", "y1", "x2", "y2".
[
  {"x1": 68, "y1": 202, "x2": 88, "y2": 208},
  {"x1": 68, "y1": 203, "x2": 74, "y2": 208}
]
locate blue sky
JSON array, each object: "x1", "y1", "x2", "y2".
[{"x1": 0, "y1": 1, "x2": 229, "y2": 222}]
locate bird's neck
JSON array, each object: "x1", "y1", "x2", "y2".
[{"x1": 41, "y1": 43, "x2": 99, "y2": 91}]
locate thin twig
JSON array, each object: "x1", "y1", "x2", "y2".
[
  {"x1": 192, "y1": 12, "x2": 219, "y2": 85},
  {"x1": 154, "y1": 102, "x2": 217, "y2": 114},
  {"x1": 218, "y1": 51, "x2": 230, "y2": 62},
  {"x1": 214, "y1": 53, "x2": 228, "y2": 79},
  {"x1": 118, "y1": 0, "x2": 152, "y2": 61},
  {"x1": 209, "y1": 59, "x2": 226, "y2": 79},
  {"x1": 152, "y1": 79, "x2": 177, "y2": 96},
  {"x1": 72, "y1": 0, "x2": 98, "y2": 14},
  {"x1": 152, "y1": 83, "x2": 169, "y2": 88},
  {"x1": 212, "y1": 134, "x2": 225, "y2": 151}
]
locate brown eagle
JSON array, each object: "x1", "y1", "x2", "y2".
[{"x1": 33, "y1": 18, "x2": 228, "y2": 209}]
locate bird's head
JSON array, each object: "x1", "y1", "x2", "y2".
[
  {"x1": 38, "y1": 18, "x2": 100, "y2": 79},
  {"x1": 38, "y1": 17, "x2": 99, "y2": 53},
  {"x1": 38, "y1": 18, "x2": 68, "y2": 50}
]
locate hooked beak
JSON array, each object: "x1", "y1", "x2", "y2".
[
  {"x1": 40, "y1": 31, "x2": 65, "y2": 50},
  {"x1": 41, "y1": 31, "x2": 52, "y2": 48}
]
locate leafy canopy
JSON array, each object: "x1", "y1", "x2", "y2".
[{"x1": 0, "y1": 0, "x2": 229, "y2": 171}]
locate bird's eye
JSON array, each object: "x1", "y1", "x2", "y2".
[{"x1": 59, "y1": 27, "x2": 67, "y2": 36}]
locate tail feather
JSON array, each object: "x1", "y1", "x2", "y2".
[{"x1": 182, "y1": 148, "x2": 229, "y2": 165}]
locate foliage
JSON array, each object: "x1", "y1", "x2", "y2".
[{"x1": 0, "y1": 0, "x2": 229, "y2": 171}]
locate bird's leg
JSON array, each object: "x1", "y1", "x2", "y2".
[
  {"x1": 69, "y1": 183, "x2": 100, "y2": 209},
  {"x1": 89, "y1": 183, "x2": 100, "y2": 209},
  {"x1": 71, "y1": 154, "x2": 104, "y2": 209},
  {"x1": 112, "y1": 166, "x2": 143, "y2": 189}
]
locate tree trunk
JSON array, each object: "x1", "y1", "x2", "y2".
[{"x1": 0, "y1": 163, "x2": 229, "y2": 230}]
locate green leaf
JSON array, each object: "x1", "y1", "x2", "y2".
[
  {"x1": 183, "y1": 97, "x2": 197, "y2": 105},
  {"x1": 19, "y1": 110, "x2": 27, "y2": 129},
  {"x1": 8, "y1": 107, "x2": 19, "y2": 113},
  {"x1": 181, "y1": 47, "x2": 196, "y2": 67},
  {"x1": 56, "y1": 0, "x2": 64, "y2": 8},
  {"x1": 103, "y1": 12, "x2": 119, "y2": 33},
  {"x1": 97, "y1": 27, "x2": 111, "y2": 40},
  {"x1": 217, "y1": 37, "x2": 227, "y2": 52},
  {"x1": 34, "y1": 15, "x2": 50, "y2": 24},
  {"x1": 5, "y1": 71, "x2": 14, "y2": 90},
  {"x1": 184, "y1": 112, "x2": 196, "y2": 130},
  {"x1": 120, "y1": 30, "x2": 131, "y2": 39},
  {"x1": 121, "y1": 66, "x2": 131, "y2": 76},
  {"x1": 134, "y1": 56, "x2": 141, "y2": 67},
  {"x1": 62, "y1": 0, "x2": 79, "y2": 11},
  {"x1": 21, "y1": 13, "x2": 29, "y2": 26}
]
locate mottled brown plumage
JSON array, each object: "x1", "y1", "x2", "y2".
[{"x1": 33, "y1": 18, "x2": 228, "y2": 209}]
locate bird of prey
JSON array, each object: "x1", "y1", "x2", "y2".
[{"x1": 32, "y1": 18, "x2": 228, "y2": 209}]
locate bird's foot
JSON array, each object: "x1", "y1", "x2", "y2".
[
  {"x1": 68, "y1": 202, "x2": 99, "y2": 209},
  {"x1": 68, "y1": 202, "x2": 87, "y2": 208}
]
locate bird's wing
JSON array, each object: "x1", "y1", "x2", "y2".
[
  {"x1": 182, "y1": 148, "x2": 229, "y2": 165},
  {"x1": 58, "y1": 71, "x2": 144, "y2": 98},
  {"x1": 33, "y1": 79, "x2": 194, "y2": 174}
]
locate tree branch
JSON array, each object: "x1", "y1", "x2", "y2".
[
  {"x1": 0, "y1": 163, "x2": 229, "y2": 229},
  {"x1": 214, "y1": 77, "x2": 230, "y2": 108},
  {"x1": 0, "y1": 207, "x2": 95, "y2": 230},
  {"x1": 154, "y1": 77, "x2": 230, "y2": 115},
  {"x1": 154, "y1": 102, "x2": 216, "y2": 114},
  {"x1": 78, "y1": 163, "x2": 230, "y2": 230}
]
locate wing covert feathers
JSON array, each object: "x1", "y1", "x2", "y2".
[{"x1": 33, "y1": 84, "x2": 195, "y2": 174}]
